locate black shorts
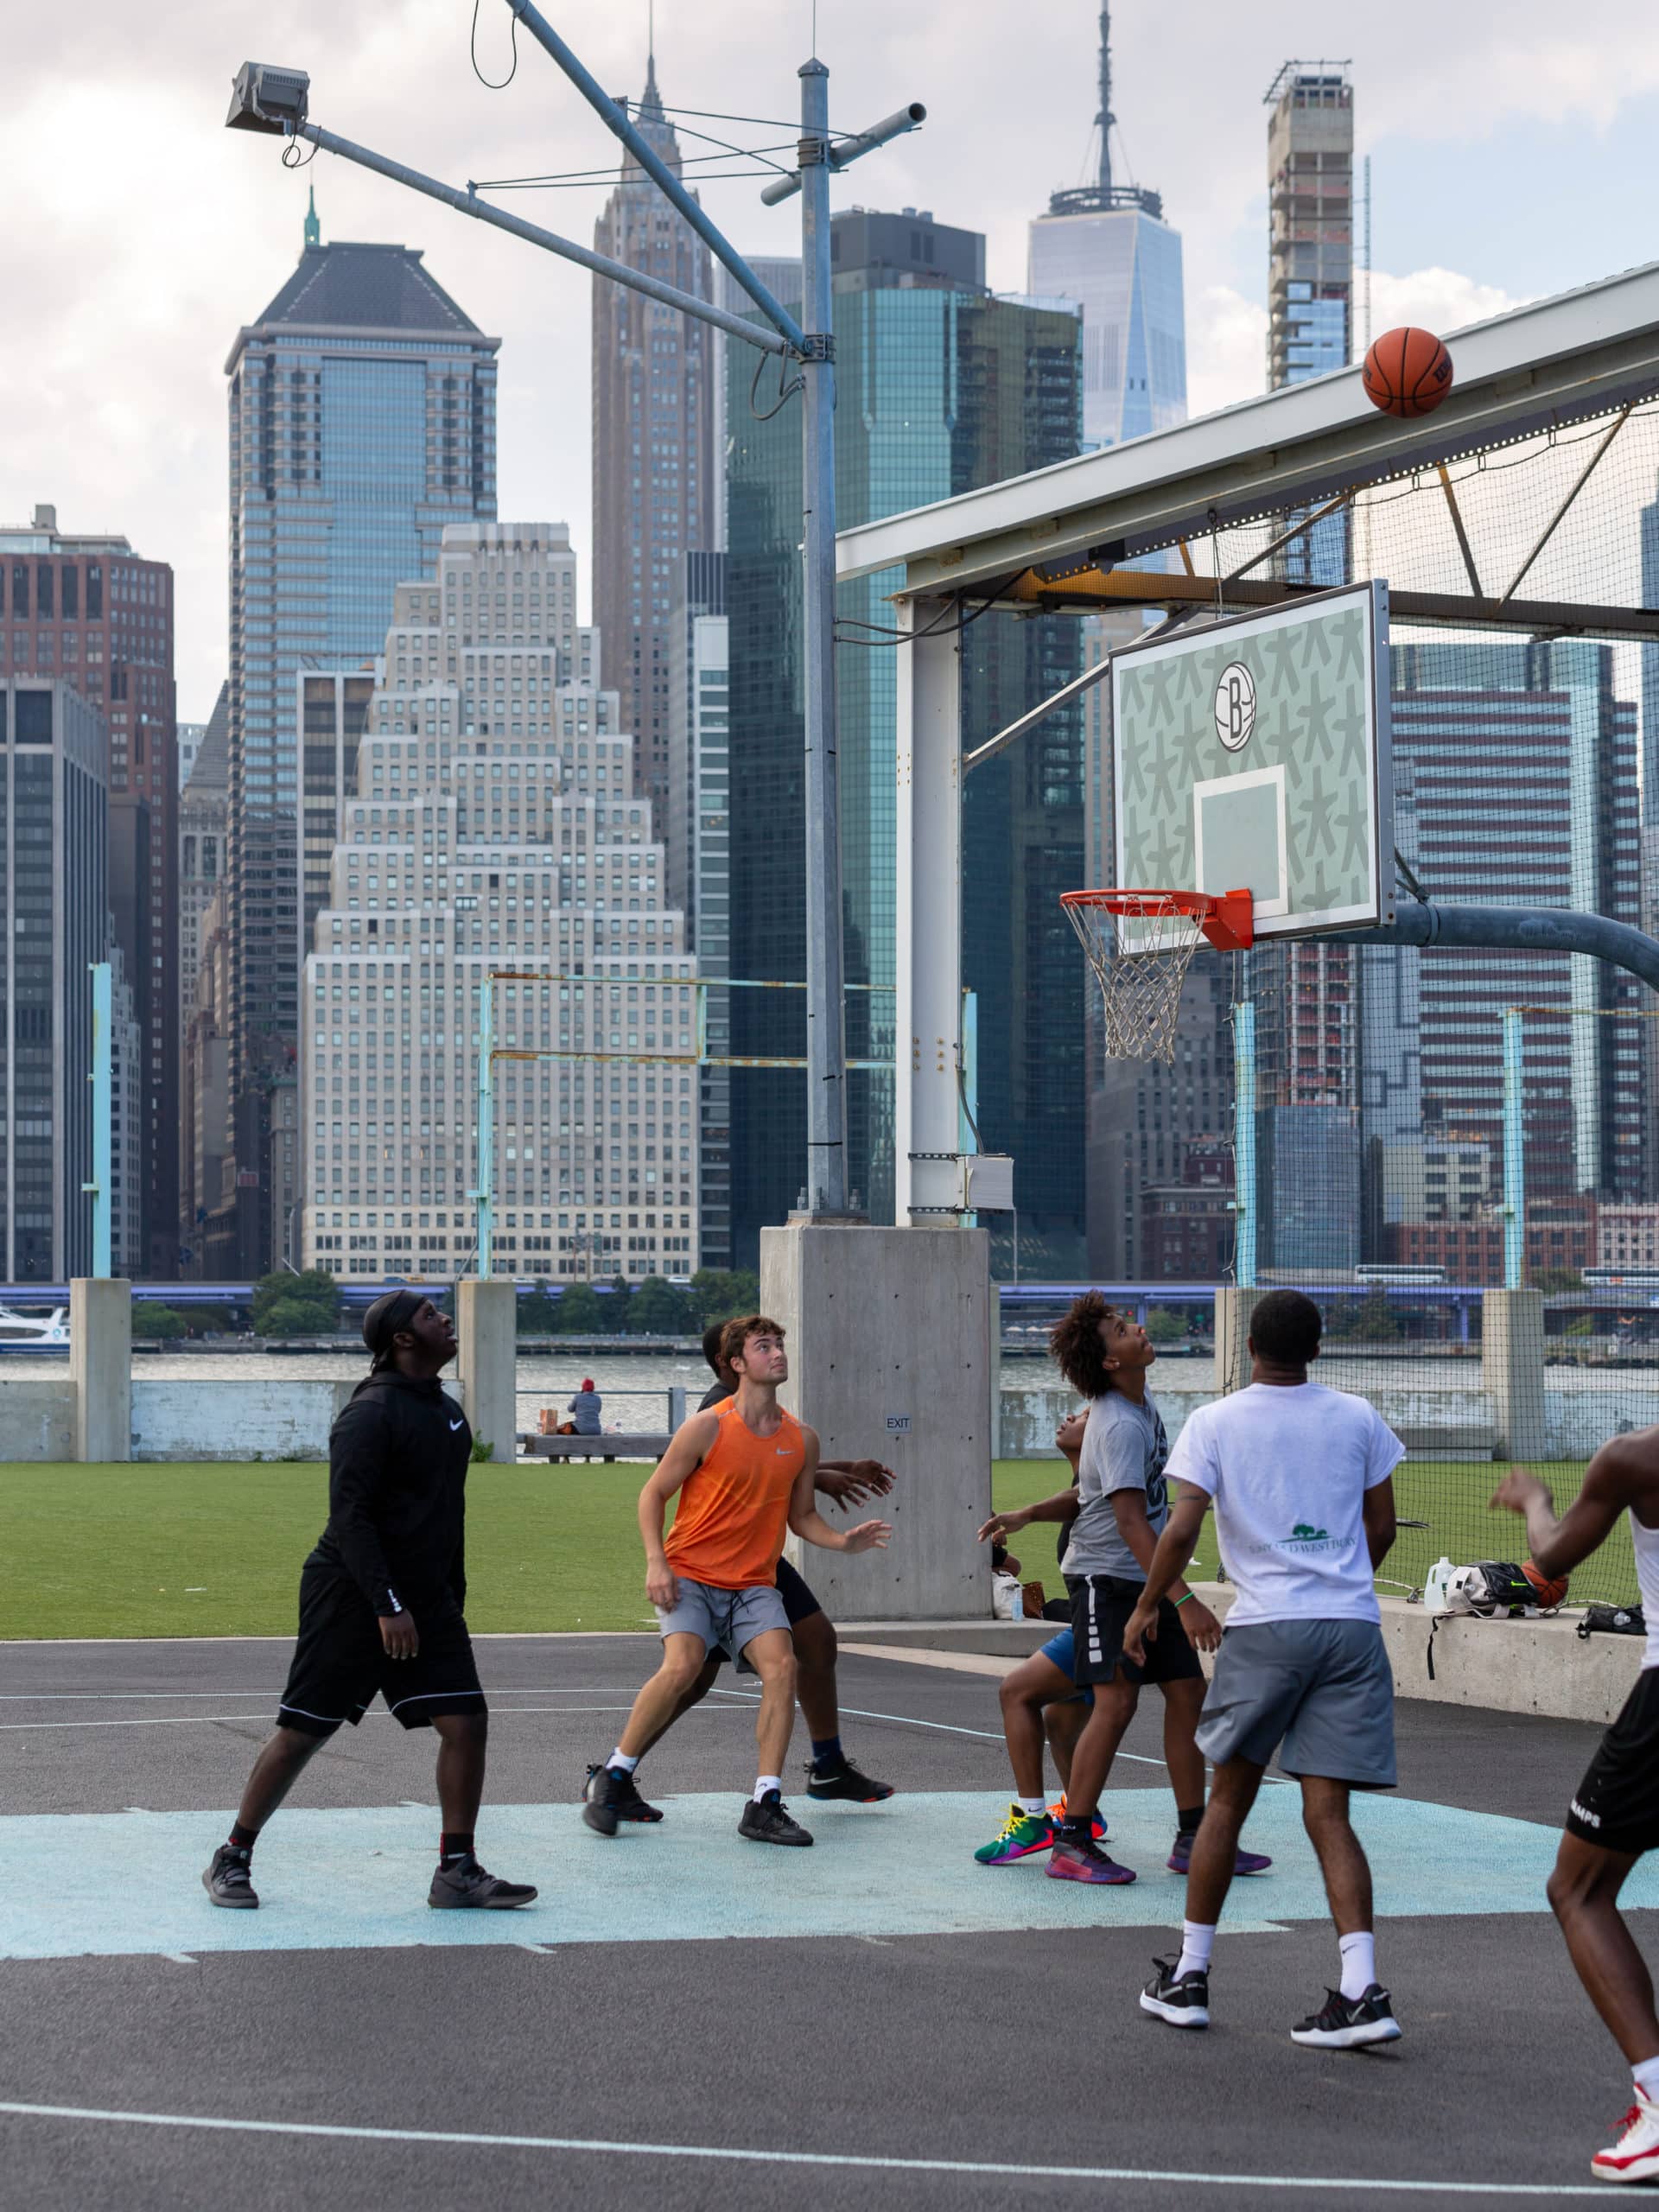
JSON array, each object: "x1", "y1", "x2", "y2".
[
  {"x1": 277, "y1": 1564, "x2": 486, "y2": 1738},
  {"x1": 1566, "y1": 1667, "x2": 1659, "y2": 1856},
  {"x1": 713, "y1": 1555, "x2": 824, "y2": 1673},
  {"x1": 1066, "y1": 1573, "x2": 1205, "y2": 1689}
]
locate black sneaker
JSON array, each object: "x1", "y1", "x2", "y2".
[
  {"x1": 1139, "y1": 1955, "x2": 1210, "y2": 2030},
  {"x1": 1290, "y1": 1984, "x2": 1402, "y2": 2050},
  {"x1": 805, "y1": 1756, "x2": 894, "y2": 1802},
  {"x1": 584, "y1": 1760, "x2": 664, "y2": 1823},
  {"x1": 202, "y1": 1843, "x2": 259, "y2": 1909},
  {"x1": 428, "y1": 1856, "x2": 537, "y2": 1910},
  {"x1": 738, "y1": 1789, "x2": 814, "y2": 1847},
  {"x1": 581, "y1": 1764, "x2": 632, "y2": 1837}
]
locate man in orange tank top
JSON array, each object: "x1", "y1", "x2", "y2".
[{"x1": 582, "y1": 1313, "x2": 893, "y2": 1847}]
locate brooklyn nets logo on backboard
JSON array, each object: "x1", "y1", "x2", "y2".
[{"x1": 1214, "y1": 662, "x2": 1256, "y2": 751}]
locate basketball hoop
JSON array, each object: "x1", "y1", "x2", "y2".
[{"x1": 1061, "y1": 888, "x2": 1253, "y2": 1064}]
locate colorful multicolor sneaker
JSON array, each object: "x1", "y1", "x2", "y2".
[
  {"x1": 1046, "y1": 1832, "x2": 1137, "y2": 1885},
  {"x1": 1593, "y1": 2089, "x2": 1659, "y2": 2183},
  {"x1": 1050, "y1": 1795, "x2": 1107, "y2": 1842},
  {"x1": 974, "y1": 1802, "x2": 1058, "y2": 1864},
  {"x1": 1166, "y1": 1832, "x2": 1272, "y2": 1877}
]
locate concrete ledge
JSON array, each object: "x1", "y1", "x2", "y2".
[
  {"x1": 842, "y1": 1591, "x2": 1649, "y2": 1726},
  {"x1": 518, "y1": 1433, "x2": 669, "y2": 1462}
]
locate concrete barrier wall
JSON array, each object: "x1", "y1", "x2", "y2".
[
  {"x1": 1000, "y1": 1377, "x2": 1654, "y2": 1463},
  {"x1": 130, "y1": 1380, "x2": 355, "y2": 1462},
  {"x1": 10, "y1": 1369, "x2": 1655, "y2": 1466},
  {"x1": 0, "y1": 1380, "x2": 78, "y2": 1460}
]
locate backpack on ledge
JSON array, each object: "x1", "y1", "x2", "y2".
[
  {"x1": 1426, "y1": 1561, "x2": 1552, "y2": 1680},
  {"x1": 1578, "y1": 1602, "x2": 1647, "y2": 1642}
]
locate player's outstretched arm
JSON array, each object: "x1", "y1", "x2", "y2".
[
  {"x1": 637, "y1": 1410, "x2": 717, "y2": 1606},
  {"x1": 1491, "y1": 1444, "x2": 1639, "y2": 1582},
  {"x1": 788, "y1": 1431, "x2": 893, "y2": 1554},
  {"x1": 817, "y1": 1459, "x2": 896, "y2": 1508},
  {"x1": 1121, "y1": 1487, "x2": 1211, "y2": 1663},
  {"x1": 977, "y1": 1484, "x2": 1079, "y2": 1548}
]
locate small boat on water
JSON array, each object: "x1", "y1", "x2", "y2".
[{"x1": 0, "y1": 1304, "x2": 70, "y2": 1351}]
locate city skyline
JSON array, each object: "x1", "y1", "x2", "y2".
[{"x1": 7, "y1": 1, "x2": 1656, "y2": 721}]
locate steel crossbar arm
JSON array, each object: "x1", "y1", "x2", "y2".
[
  {"x1": 1338, "y1": 902, "x2": 1659, "y2": 995},
  {"x1": 760, "y1": 101, "x2": 927, "y2": 204},
  {"x1": 294, "y1": 120, "x2": 790, "y2": 356},
  {"x1": 502, "y1": 0, "x2": 809, "y2": 354}
]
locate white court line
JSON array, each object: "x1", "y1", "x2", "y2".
[
  {"x1": 0, "y1": 1705, "x2": 734, "y2": 1732},
  {"x1": 0, "y1": 2099, "x2": 1607, "y2": 2196},
  {"x1": 0, "y1": 1689, "x2": 644, "y2": 1702},
  {"x1": 707, "y1": 1688, "x2": 1206, "y2": 1774}
]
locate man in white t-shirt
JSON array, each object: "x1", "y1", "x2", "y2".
[{"x1": 1120, "y1": 1288, "x2": 1405, "y2": 2050}]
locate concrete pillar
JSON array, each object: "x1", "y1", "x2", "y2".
[
  {"x1": 761, "y1": 1219, "x2": 993, "y2": 1622},
  {"x1": 1213, "y1": 1286, "x2": 1265, "y2": 1397},
  {"x1": 455, "y1": 1278, "x2": 518, "y2": 1464},
  {"x1": 71, "y1": 1277, "x2": 131, "y2": 1463},
  {"x1": 896, "y1": 600, "x2": 964, "y2": 1224},
  {"x1": 1484, "y1": 1287, "x2": 1549, "y2": 1459}
]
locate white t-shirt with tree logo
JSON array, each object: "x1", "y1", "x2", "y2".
[{"x1": 1165, "y1": 1382, "x2": 1404, "y2": 1627}]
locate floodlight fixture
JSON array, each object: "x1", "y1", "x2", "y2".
[
  {"x1": 226, "y1": 60, "x2": 311, "y2": 136},
  {"x1": 760, "y1": 100, "x2": 926, "y2": 206}
]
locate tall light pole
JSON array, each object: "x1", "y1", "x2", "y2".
[{"x1": 226, "y1": 35, "x2": 923, "y2": 1225}]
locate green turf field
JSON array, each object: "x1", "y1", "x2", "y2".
[{"x1": 0, "y1": 1456, "x2": 1637, "y2": 1640}]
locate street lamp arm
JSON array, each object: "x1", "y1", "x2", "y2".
[
  {"x1": 760, "y1": 100, "x2": 926, "y2": 206},
  {"x1": 501, "y1": 0, "x2": 810, "y2": 354},
  {"x1": 294, "y1": 120, "x2": 790, "y2": 356}
]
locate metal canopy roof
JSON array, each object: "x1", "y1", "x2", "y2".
[{"x1": 836, "y1": 258, "x2": 1659, "y2": 601}]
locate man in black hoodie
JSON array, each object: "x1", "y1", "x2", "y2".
[{"x1": 201, "y1": 1289, "x2": 536, "y2": 1912}]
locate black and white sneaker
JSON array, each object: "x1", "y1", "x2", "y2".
[
  {"x1": 805, "y1": 1756, "x2": 893, "y2": 1802},
  {"x1": 428, "y1": 1856, "x2": 537, "y2": 1910},
  {"x1": 1290, "y1": 1984, "x2": 1402, "y2": 2050},
  {"x1": 584, "y1": 1760, "x2": 663, "y2": 1823},
  {"x1": 201, "y1": 1843, "x2": 259, "y2": 1909},
  {"x1": 738, "y1": 1789, "x2": 814, "y2": 1847},
  {"x1": 1139, "y1": 1955, "x2": 1210, "y2": 2030}
]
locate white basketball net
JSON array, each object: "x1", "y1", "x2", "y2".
[{"x1": 1063, "y1": 893, "x2": 1206, "y2": 1065}]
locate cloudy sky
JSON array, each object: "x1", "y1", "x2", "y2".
[{"x1": 4, "y1": 0, "x2": 1658, "y2": 721}]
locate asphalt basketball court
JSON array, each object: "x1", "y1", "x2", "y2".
[{"x1": 0, "y1": 1626, "x2": 1649, "y2": 2209}]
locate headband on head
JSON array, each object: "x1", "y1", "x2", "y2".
[{"x1": 362, "y1": 1288, "x2": 427, "y2": 1369}]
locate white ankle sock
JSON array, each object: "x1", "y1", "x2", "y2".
[
  {"x1": 1020, "y1": 1796, "x2": 1047, "y2": 1816},
  {"x1": 753, "y1": 1774, "x2": 781, "y2": 1802},
  {"x1": 1632, "y1": 2055, "x2": 1659, "y2": 2104},
  {"x1": 1176, "y1": 1920, "x2": 1216, "y2": 1979},
  {"x1": 608, "y1": 1747, "x2": 640, "y2": 1773},
  {"x1": 1338, "y1": 1930, "x2": 1376, "y2": 2000}
]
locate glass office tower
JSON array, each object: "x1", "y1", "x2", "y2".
[
  {"x1": 217, "y1": 223, "x2": 498, "y2": 1275},
  {"x1": 727, "y1": 213, "x2": 1084, "y2": 1262}
]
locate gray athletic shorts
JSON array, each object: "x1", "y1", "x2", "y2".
[
  {"x1": 656, "y1": 1574, "x2": 790, "y2": 1661},
  {"x1": 1196, "y1": 1618, "x2": 1396, "y2": 1789}
]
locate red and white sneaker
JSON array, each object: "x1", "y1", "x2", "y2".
[{"x1": 1593, "y1": 2089, "x2": 1659, "y2": 2183}]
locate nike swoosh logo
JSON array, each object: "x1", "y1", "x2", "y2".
[{"x1": 449, "y1": 1420, "x2": 465, "y2": 1432}]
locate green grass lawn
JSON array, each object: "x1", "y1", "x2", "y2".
[{"x1": 0, "y1": 1457, "x2": 1639, "y2": 1641}]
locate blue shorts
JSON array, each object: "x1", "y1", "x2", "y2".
[{"x1": 1039, "y1": 1628, "x2": 1094, "y2": 1707}]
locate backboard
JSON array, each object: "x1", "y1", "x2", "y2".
[{"x1": 1110, "y1": 581, "x2": 1393, "y2": 940}]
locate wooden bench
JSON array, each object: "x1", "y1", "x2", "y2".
[{"x1": 518, "y1": 1432, "x2": 671, "y2": 1463}]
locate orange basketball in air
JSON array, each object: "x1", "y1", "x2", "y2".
[
  {"x1": 1362, "y1": 326, "x2": 1454, "y2": 418},
  {"x1": 1522, "y1": 1559, "x2": 1569, "y2": 1611}
]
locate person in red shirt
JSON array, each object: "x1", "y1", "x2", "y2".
[{"x1": 582, "y1": 1314, "x2": 893, "y2": 1847}]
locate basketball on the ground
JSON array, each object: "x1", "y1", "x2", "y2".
[
  {"x1": 1522, "y1": 1559, "x2": 1570, "y2": 1610},
  {"x1": 1362, "y1": 326, "x2": 1454, "y2": 418}
]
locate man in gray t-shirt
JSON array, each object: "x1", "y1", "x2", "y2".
[{"x1": 1063, "y1": 1391, "x2": 1170, "y2": 1583}]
